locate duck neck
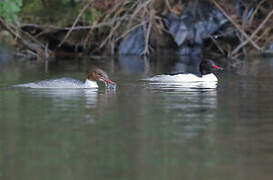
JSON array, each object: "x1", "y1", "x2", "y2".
[{"x1": 84, "y1": 79, "x2": 98, "y2": 88}]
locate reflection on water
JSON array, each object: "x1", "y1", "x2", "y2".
[
  {"x1": 1, "y1": 57, "x2": 273, "y2": 180},
  {"x1": 147, "y1": 84, "x2": 218, "y2": 140},
  {"x1": 118, "y1": 56, "x2": 149, "y2": 74},
  {"x1": 17, "y1": 88, "x2": 99, "y2": 109}
]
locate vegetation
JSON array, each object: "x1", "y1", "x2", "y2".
[
  {"x1": 0, "y1": 0, "x2": 23, "y2": 22},
  {"x1": 0, "y1": 0, "x2": 273, "y2": 60}
]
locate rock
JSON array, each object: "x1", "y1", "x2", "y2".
[
  {"x1": 163, "y1": 1, "x2": 227, "y2": 55},
  {"x1": 118, "y1": 1, "x2": 228, "y2": 56},
  {"x1": 118, "y1": 26, "x2": 146, "y2": 56}
]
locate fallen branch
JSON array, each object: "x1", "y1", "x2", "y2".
[
  {"x1": 0, "y1": 18, "x2": 42, "y2": 57},
  {"x1": 254, "y1": 27, "x2": 270, "y2": 43},
  {"x1": 115, "y1": 22, "x2": 145, "y2": 42},
  {"x1": 21, "y1": 16, "x2": 131, "y2": 31},
  {"x1": 211, "y1": 0, "x2": 261, "y2": 54},
  {"x1": 9, "y1": 23, "x2": 45, "y2": 49},
  {"x1": 231, "y1": 9, "x2": 273, "y2": 55},
  {"x1": 99, "y1": 21, "x2": 121, "y2": 49}
]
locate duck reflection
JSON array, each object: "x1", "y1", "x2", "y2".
[
  {"x1": 17, "y1": 87, "x2": 116, "y2": 110},
  {"x1": 17, "y1": 88, "x2": 98, "y2": 108}
]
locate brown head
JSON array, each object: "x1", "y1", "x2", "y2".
[{"x1": 86, "y1": 68, "x2": 115, "y2": 85}]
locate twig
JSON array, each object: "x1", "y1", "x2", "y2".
[
  {"x1": 58, "y1": 0, "x2": 93, "y2": 47},
  {"x1": 99, "y1": 21, "x2": 121, "y2": 49},
  {"x1": 254, "y1": 27, "x2": 270, "y2": 43},
  {"x1": 209, "y1": 36, "x2": 225, "y2": 55},
  {"x1": 115, "y1": 22, "x2": 146, "y2": 41},
  {"x1": 165, "y1": 0, "x2": 172, "y2": 12},
  {"x1": 249, "y1": 0, "x2": 266, "y2": 25},
  {"x1": 211, "y1": 0, "x2": 261, "y2": 52},
  {"x1": 21, "y1": 16, "x2": 131, "y2": 31},
  {"x1": 103, "y1": 0, "x2": 129, "y2": 22},
  {"x1": 143, "y1": 21, "x2": 151, "y2": 55},
  {"x1": 20, "y1": 23, "x2": 90, "y2": 30},
  {"x1": 128, "y1": 0, "x2": 153, "y2": 27},
  {"x1": 82, "y1": 15, "x2": 131, "y2": 49},
  {"x1": 232, "y1": 9, "x2": 273, "y2": 55},
  {"x1": 9, "y1": 23, "x2": 45, "y2": 49}
]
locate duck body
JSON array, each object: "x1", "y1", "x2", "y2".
[
  {"x1": 14, "y1": 77, "x2": 98, "y2": 89},
  {"x1": 14, "y1": 68, "x2": 115, "y2": 89},
  {"x1": 145, "y1": 59, "x2": 222, "y2": 83},
  {"x1": 145, "y1": 73, "x2": 218, "y2": 82}
]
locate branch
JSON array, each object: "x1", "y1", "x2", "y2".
[
  {"x1": 249, "y1": 0, "x2": 266, "y2": 25},
  {"x1": 21, "y1": 16, "x2": 131, "y2": 31},
  {"x1": 143, "y1": 21, "x2": 151, "y2": 55},
  {"x1": 232, "y1": 9, "x2": 273, "y2": 55},
  {"x1": 0, "y1": 18, "x2": 42, "y2": 57},
  {"x1": 115, "y1": 22, "x2": 145, "y2": 41},
  {"x1": 9, "y1": 23, "x2": 45, "y2": 48},
  {"x1": 99, "y1": 21, "x2": 121, "y2": 49},
  {"x1": 211, "y1": 0, "x2": 261, "y2": 53},
  {"x1": 58, "y1": 0, "x2": 93, "y2": 47}
]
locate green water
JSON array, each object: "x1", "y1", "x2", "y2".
[{"x1": 1, "y1": 57, "x2": 273, "y2": 180}]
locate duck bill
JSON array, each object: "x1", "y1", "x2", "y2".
[
  {"x1": 103, "y1": 78, "x2": 115, "y2": 85},
  {"x1": 212, "y1": 64, "x2": 224, "y2": 70}
]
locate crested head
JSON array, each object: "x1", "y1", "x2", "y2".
[
  {"x1": 86, "y1": 68, "x2": 109, "y2": 81},
  {"x1": 200, "y1": 59, "x2": 223, "y2": 75},
  {"x1": 86, "y1": 67, "x2": 115, "y2": 86}
]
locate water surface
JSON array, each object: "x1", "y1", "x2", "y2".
[{"x1": 1, "y1": 57, "x2": 273, "y2": 180}]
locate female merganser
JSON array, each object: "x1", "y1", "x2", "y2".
[
  {"x1": 144, "y1": 60, "x2": 223, "y2": 82},
  {"x1": 14, "y1": 68, "x2": 116, "y2": 89}
]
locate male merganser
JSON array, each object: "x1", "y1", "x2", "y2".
[
  {"x1": 144, "y1": 60, "x2": 223, "y2": 82},
  {"x1": 14, "y1": 68, "x2": 116, "y2": 89}
]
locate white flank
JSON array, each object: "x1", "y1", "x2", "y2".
[
  {"x1": 14, "y1": 78, "x2": 98, "y2": 89},
  {"x1": 144, "y1": 73, "x2": 218, "y2": 82}
]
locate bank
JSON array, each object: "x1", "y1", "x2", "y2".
[{"x1": 0, "y1": 0, "x2": 273, "y2": 61}]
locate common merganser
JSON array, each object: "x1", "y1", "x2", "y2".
[
  {"x1": 144, "y1": 60, "x2": 223, "y2": 82},
  {"x1": 14, "y1": 68, "x2": 116, "y2": 89}
]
